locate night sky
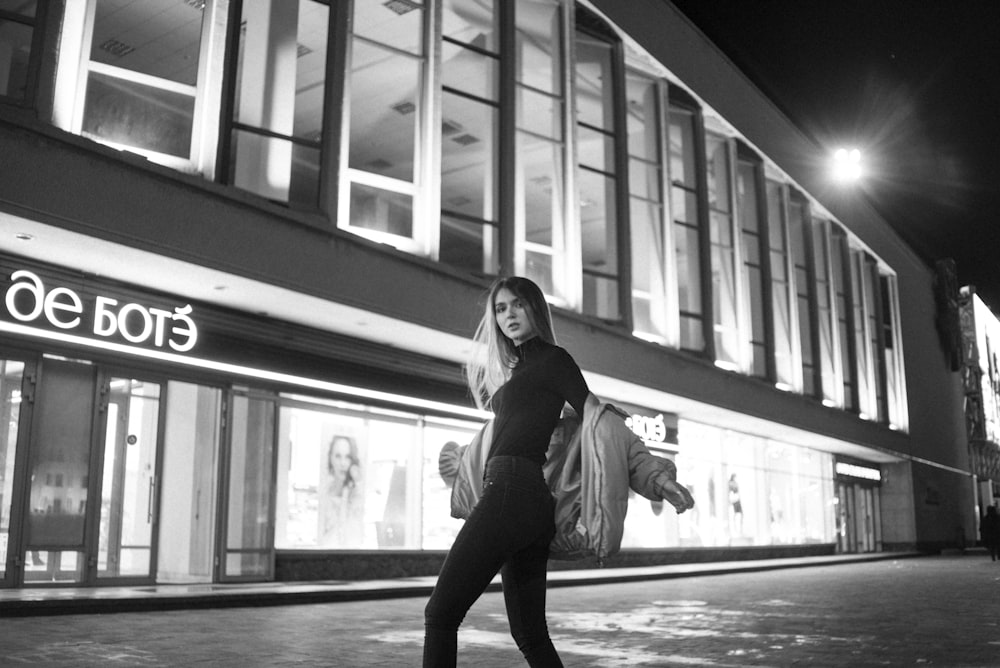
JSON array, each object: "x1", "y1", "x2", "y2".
[{"x1": 668, "y1": 0, "x2": 1000, "y2": 312}]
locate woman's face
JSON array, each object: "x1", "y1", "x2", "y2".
[
  {"x1": 330, "y1": 439, "x2": 353, "y2": 475},
  {"x1": 494, "y1": 287, "x2": 536, "y2": 344}
]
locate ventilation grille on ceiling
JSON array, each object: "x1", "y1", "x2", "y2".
[
  {"x1": 383, "y1": 0, "x2": 420, "y2": 16},
  {"x1": 184, "y1": 0, "x2": 206, "y2": 10},
  {"x1": 392, "y1": 101, "x2": 416, "y2": 115},
  {"x1": 99, "y1": 39, "x2": 135, "y2": 58}
]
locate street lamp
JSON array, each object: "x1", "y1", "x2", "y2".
[{"x1": 832, "y1": 148, "x2": 863, "y2": 182}]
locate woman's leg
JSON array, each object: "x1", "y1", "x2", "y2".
[
  {"x1": 423, "y1": 485, "x2": 509, "y2": 667},
  {"x1": 501, "y1": 538, "x2": 562, "y2": 667},
  {"x1": 499, "y1": 487, "x2": 561, "y2": 667}
]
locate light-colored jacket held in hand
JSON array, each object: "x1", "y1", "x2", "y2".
[{"x1": 439, "y1": 395, "x2": 695, "y2": 563}]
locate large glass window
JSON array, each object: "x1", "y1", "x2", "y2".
[
  {"x1": 737, "y1": 157, "x2": 766, "y2": 378},
  {"x1": 766, "y1": 180, "x2": 797, "y2": 390},
  {"x1": 658, "y1": 419, "x2": 836, "y2": 549},
  {"x1": 668, "y1": 103, "x2": 704, "y2": 352},
  {"x1": 627, "y1": 72, "x2": 672, "y2": 344},
  {"x1": 341, "y1": 0, "x2": 429, "y2": 253},
  {"x1": 812, "y1": 218, "x2": 839, "y2": 405},
  {"x1": 230, "y1": 0, "x2": 330, "y2": 208},
  {"x1": 515, "y1": 0, "x2": 570, "y2": 304},
  {"x1": 706, "y1": 132, "x2": 739, "y2": 368},
  {"x1": 850, "y1": 250, "x2": 876, "y2": 418},
  {"x1": 0, "y1": 0, "x2": 36, "y2": 102},
  {"x1": 880, "y1": 274, "x2": 907, "y2": 429},
  {"x1": 52, "y1": 0, "x2": 229, "y2": 174},
  {"x1": 789, "y1": 197, "x2": 817, "y2": 397},
  {"x1": 831, "y1": 228, "x2": 856, "y2": 412},
  {"x1": 575, "y1": 27, "x2": 620, "y2": 320},
  {"x1": 274, "y1": 395, "x2": 480, "y2": 550},
  {"x1": 439, "y1": 0, "x2": 500, "y2": 275}
]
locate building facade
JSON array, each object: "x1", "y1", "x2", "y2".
[
  {"x1": 0, "y1": 0, "x2": 973, "y2": 588},
  {"x1": 959, "y1": 286, "x2": 1000, "y2": 517}
]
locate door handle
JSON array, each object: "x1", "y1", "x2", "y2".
[{"x1": 147, "y1": 476, "x2": 155, "y2": 523}]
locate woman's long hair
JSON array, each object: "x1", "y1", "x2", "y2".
[{"x1": 466, "y1": 276, "x2": 556, "y2": 409}]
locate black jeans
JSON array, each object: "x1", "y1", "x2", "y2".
[{"x1": 423, "y1": 456, "x2": 562, "y2": 667}]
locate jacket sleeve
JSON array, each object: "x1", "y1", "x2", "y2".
[
  {"x1": 604, "y1": 408, "x2": 695, "y2": 513},
  {"x1": 449, "y1": 421, "x2": 492, "y2": 520}
]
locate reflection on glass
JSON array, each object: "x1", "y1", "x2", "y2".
[
  {"x1": 231, "y1": 130, "x2": 321, "y2": 207},
  {"x1": 519, "y1": 132, "x2": 562, "y2": 246},
  {"x1": 225, "y1": 394, "x2": 275, "y2": 578},
  {"x1": 767, "y1": 180, "x2": 796, "y2": 388},
  {"x1": 526, "y1": 249, "x2": 554, "y2": 296},
  {"x1": 850, "y1": 252, "x2": 872, "y2": 413},
  {"x1": 349, "y1": 40, "x2": 420, "y2": 181},
  {"x1": 82, "y1": 71, "x2": 195, "y2": 158},
  {"x1": 353, "y1": 0, "x2": 423, "y2": 56},
  {"x1": 442, "y1": 41, "x2": 498, "y2": 101},
  {"x1": 574, "y1": 32, "x2": 614, "y2": 131},
  {"x1": 577, "y1": 126, "x2": 614, "y2": 173},
  {"x1": 158, "y1": 382, "x2": 220, "y2": 584},
  {"x1": 515, "y1": 0, "x2": 561, "y2": 94},
  {"x1": 441, "y1": 91, "x2": 497, "y2": 223},
  {"x1": 583, "y1": 273, "x2": 619, "y2": 321},
  {"x1": 737, "y1": 161, "x2": 766, "y2": 377},
  {"x1": 440, "y1": 215, "x2": 499, "y2": 274},
  {"x1": 0, "y1": 20, "x2": 31, "y2": 100},
  {"x1": 98, "y1": 379, "x2": 161, "y2": 579},
  {"x1": 812, "y1": 220, "x2": 838, "y2": 403},
  {"x1": 630, "y1": 199, "x2": 665, "y2": 338},
  {"x1": 24, "y1": 360, "x2": 94, "y2": 583},
  {"x1": 518, "y1": 86, "x2": 562, "y2": 140},
  {"x1": 0, "y1": 360, "x2": 25, "y2": 578},
  {"x1": 90, "y1": 0, "x2": 203, "y2": 85},
  {"x1": 443, "y1": 0, "x2": 497, "y2": 52},
  {"x1": 579, "y1": 169, "x2": 616, "y2": 274},
  {"x1": 233, "y1": 0, "x2": 328, "y2": 205},
  {"x1": 349, "y1": 181, "x2": 414, "y2": 237}
]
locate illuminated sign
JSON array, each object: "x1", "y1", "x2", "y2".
[
  {"x1": 835, "y1": 462, "x2": 882, "y2": 482},
  {"x1": 3, "y1": 269, "x2": 198, "y2": 352},
  {"x1": 625, "y1": 413, "x2": 669, "y2": 445}
]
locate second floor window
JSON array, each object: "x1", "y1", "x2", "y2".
[
  {"x1": 228, "y1": 0, "x2": 331, "y2": 209},
  {"x1": 0, "y1": 0, "x2": 36, "y2": 103}
]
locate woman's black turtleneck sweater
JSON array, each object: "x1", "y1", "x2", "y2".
[{"x1": 488, "y1": 337, "x2": 589, "y2": 465}]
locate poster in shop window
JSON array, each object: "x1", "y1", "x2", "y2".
[{"x1": 318, "y1": 429, "x2": 366, "y2": 548}]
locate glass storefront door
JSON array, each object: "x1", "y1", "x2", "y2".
[
  {"x1": 836, "y1": 481, "x2": 881, "y2": 553},
  {"x1": 22, "y1": 358, "x2": 97, "y2": 583},
  {"x1": 95, "y1": 375, "x2": 163, "y2": 582},
  {"x1": 0, "y1": 358, "x2": 28, "y2": 587},
  {"x1": 20, "y1": 359, "x2": 165, "y2": 585},
  {"x1": 219, "y1": 389, "x2": 277, "y2": 581}
]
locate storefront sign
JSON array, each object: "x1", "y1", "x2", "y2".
[
  {"x1": 625, "y1": 412, "x2": 676, "y2": 446},
  {"x1": 3, "y1": 269, "x2": 198, "y2": 352},
  {"x1": 835, "y1": 461, "x2": 881, "y2": 482}
]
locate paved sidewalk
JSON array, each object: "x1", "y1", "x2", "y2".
[
  {"x1": 0, "y1": 551, "x2": 998, "y2": 666},
  {"x1": 0, "y1": 551, "x2": 913, "y2": 616}
]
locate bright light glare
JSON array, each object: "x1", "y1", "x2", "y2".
[{"x1": 832, "y1": 148, "x2": 863, "y2": 182}]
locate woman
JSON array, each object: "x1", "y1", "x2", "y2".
[
  {"x1": 423, "y1": 276, "x2": 596, "y2": 667},
  {"x1": 320, "y1": 435, "x2": 364, "y2": 547}
]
